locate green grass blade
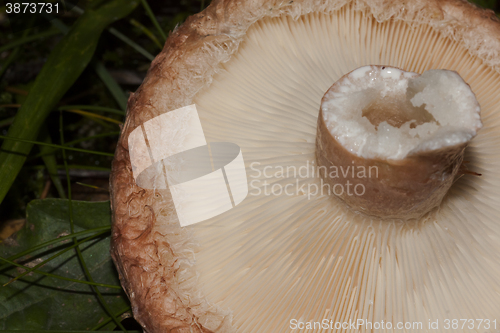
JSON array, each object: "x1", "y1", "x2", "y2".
[
  {"x1": 140, "y1": 0, "x2": 167, "y2": 42},
  {"x1": 129, "y1": 18, "x2": 163, "y2": 49},
  {"x1": 108, "y1": 27, "x2": 155, "y2": 61},
  {"x1": 0, "y1": 135, "x2": 115, "y2": 157},
  {"x1": 37, "y1": 17, "x2": 130, "y2": 116},
  {"x1": 39, "y1": 128, "x2": 67, "y2": 198},
  {"x1": 4, "y1": 229, "x2": 109, "y2": 286},
  {"x1": 0, "y1": 226, "x2": 111, "y2": 271},
  {"x1": 94, "y1": 62, "x2": 129, "y2": 111},
  {"x1": 58, "y1": 105, "x2": 125, "y2": 115},
  {"x1": 46, "y1": 4, "x2": 154, "y2": 61},
  {"x1": 27, "y1": 165, "x2": 112, "y2": 171},
  {"x1": 0, "y1": 256, "x2": 121, "y2": 289},
  {"x1": 0, "y1": 117, "x2": 15, "y2": 128},
  {"x1": 0, "y1": 29, "x2": 61, "y2": 53},
  {"x1": 91, "y1": 306, "x2": 131, "y2": 331},
  {"x1": 59, "y1": 164, "x2": 111, "y2": 171},
  {"x1": 46, "y1": 15, "x2": 70, "y2": 34},
  {"x1": 76, "y1": 182, "x2": 108, "y2": 190},
  {"x1": 0, "y1": 17, "x2": 34, "y2": 78},
  {"x1": 64, "y1": 108, "x2": 122, "y2": 125},
  {"x1": 0, "y1": 48, "x2": 20, "y2": 78},
  {"x1": 59, "y1": 112, "x2": 127, "y2": 331},
  {"x1": 29, "y1": 131, "x2": 120, "y2": 160},
  {"x1": 6, "y1": 17, "x2": 127, "y2": 120},
  {"x1": 0, "y1": 0, "x2": 139, "y2": 205}
]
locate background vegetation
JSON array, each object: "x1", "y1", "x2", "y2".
[{"x1": 0, "y1": 0, "x2": 497, "y2": 331}]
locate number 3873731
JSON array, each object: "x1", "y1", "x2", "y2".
[{"x1": 6, "y1": 2, "x2": 59, "y2": 14}]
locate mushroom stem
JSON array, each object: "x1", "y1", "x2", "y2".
[{"x1": 315, "y1": 65, "x2": 482, "y2": 219}]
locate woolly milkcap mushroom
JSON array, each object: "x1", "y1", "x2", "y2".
[{"x1": 110, "y1": 0, "x2": 500, "y2": 332}]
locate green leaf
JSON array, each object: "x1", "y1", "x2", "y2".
[
  {"x1": 0, "y1": 199, "x2": 128, "y2": 330},
  {"x1": 0, "y1": 0, "x2": 139, "y2": 205}
]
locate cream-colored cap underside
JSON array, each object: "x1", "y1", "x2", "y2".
[{"x1": 159, "y1": 6, "x2": 500, "y2": 333}]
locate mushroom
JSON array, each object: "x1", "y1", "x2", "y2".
[{"x1": 110, "y1": 0, "x2": 500, "y2": 332}]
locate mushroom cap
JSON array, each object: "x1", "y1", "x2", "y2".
[{"x1": 110, "y1": 0, "x2": 500, "y2": 332}]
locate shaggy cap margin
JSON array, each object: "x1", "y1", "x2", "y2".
[{"x1": 110, "y1": 0, "x2": 500, "y2": 332}]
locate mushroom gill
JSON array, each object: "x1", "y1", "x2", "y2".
[{"x1": 110, "y1": 1, "x2": 500, "y2": 332}]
